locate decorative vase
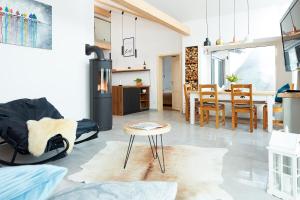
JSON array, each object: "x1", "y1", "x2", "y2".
[
  {"x1": 225, "y1": 82, "x2": 236, "y2": 90},
  {"x1": 204, "y1": 38, "x2": 211, "y2": 46},
  {"x1": 216, "y1": 38, "x2": 224, "y2": 45}
]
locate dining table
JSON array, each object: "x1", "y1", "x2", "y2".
[{"x1": 189, "y1": 90, "x2": 276, "y2": 133}]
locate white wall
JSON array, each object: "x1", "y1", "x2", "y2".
[
  {"x1": 182, "y1": 4, "x2": 293, "y2": 90},
  {"x1": 110, "y1": 12, "x2": 182, "y2": 109},
  {"x1": 0, "y1": 0, "x2": 94, "y2": 119}
]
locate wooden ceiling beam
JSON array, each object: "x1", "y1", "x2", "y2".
[
  {"x1": 109, "y1": 0, "x2": 190, "y2": 36},
  {"x1": 94, "y1": 5, "x2": 111, "y2": 18},
  {"x1": 95, "y1": 0, "x2": 141, "y2": 18}
]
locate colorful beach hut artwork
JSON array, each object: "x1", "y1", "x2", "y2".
[{"x1": 0, "y1": 0, "x2": 52, "y2": 49}]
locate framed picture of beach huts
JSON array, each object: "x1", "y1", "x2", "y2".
[{"x1": 0, "y1": 0, "x2": 52, "y2": 49}]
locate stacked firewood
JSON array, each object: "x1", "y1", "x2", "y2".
[{"x1": 185, "y1": 46, "x2": 198, "y2": 90}]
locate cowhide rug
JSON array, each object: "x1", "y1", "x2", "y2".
[{"x1": 69, "y1": 141, "x2": 232, "y2": 200}]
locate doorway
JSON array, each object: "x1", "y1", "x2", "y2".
[
  {"x1": 162, "y1": 56, "x2": 173, "y2": 110},
  {"x1": 157, "y1": 54, "x2": 182, "y2": 112}
]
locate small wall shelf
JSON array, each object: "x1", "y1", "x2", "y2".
[
  {"x1": 95, "y1": 41, "x2": 111, "y2": 50},
  {"x1": 112, "y1": 69, "x2": 150, "y2": 73}
]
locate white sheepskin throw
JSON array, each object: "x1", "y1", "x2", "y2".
[{"x1": 27, "y1": 118, "x2": 78, "y2": 157}]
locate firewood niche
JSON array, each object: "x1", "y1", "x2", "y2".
[{"x1": 185, "y1": 46, "x2": 198, "y2": 90}]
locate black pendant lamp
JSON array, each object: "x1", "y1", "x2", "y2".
[
  {"x1": 134, "y1": 17, "x2": 138, "y2": 58},
  {"x1": 204, "y1": 0, "x2": 211, "y2": 46},
  {"x1": 121, "y1": 11, "x2": 124, "y2": 55}
]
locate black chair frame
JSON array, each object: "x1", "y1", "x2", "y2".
[{"x1": 0, "y1": 127, "x2": 99, "y2": 166}]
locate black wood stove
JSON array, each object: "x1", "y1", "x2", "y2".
[{"x1": 86, "y1": 44, "x2": 112, "y2": 131}]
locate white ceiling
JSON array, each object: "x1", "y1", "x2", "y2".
[{"x1": 144, "y1": 0, "x2": 293, "y2": 22}]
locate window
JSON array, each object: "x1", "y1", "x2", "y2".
[
  {"x1": 211, "y1": 46, "x2": 276, "y2": 91},
  {"x1": 211, "y1": 57, "x2": 226, "y2": 88}
]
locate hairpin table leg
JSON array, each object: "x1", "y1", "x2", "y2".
[
  {"x1": 150, "y1": 134, "x2": 165, "y2": 173},
  {"x1": 124, "y1": 134, "x2": 166, "y2": 173},
  {"x1": 123, "y1": 135, "x2": 135, "y2": 169}
]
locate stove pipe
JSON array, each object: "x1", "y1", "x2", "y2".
[
  {"x1": 85, "y1": 44, "x2": 104, "y2": 60},
  {"x1": 86, "y1": 44, "x2": 112, "y2": 131}
]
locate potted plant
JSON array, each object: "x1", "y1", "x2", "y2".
[
  {"x1": 226, "y1": 74, "x2": 239, "y2": 83},
  {"x1": 134, "y1": 78, "x2": 143, "y2": 87},
  {"x1": 225, "y1": 74, "x2": 240, "y2": 91}
]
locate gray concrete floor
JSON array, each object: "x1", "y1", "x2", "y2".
[{"x1": 53, "y1": 110, "x2": 279, "y2": 199}]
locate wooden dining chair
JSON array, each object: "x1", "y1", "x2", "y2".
[
  {"x1": 184, "y1": 84, "x2": 200, "y2": 121},
  {"x1": 199, "y1": 84, "x2": 225, "y2": 128},
  {"x1": 231, "y1": 84, "x2": 257, "y2": 133},
  {"x1": 184, "y1": 84, "x2": 192, "y2": 121},
  {"x1": 263, "y1": 83, "x2": 294, "y2": 129}
]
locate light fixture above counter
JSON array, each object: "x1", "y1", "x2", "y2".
[
  {"x1": 203, "y1": 0, "x2": 211, "y2": 46},
  {"x1": 201, "y1": 36, "x2": 281, "y2": 53}
]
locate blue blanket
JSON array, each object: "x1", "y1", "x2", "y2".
[{"x1": 0, "y1": 165, "x2": 67, "y2": 200}]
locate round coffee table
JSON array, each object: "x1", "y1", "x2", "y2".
[{"x1": 123, "y1": 122, "x2": 171, "y2": 173}]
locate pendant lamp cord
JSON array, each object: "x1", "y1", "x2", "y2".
[
  {"x1": 206, "y1": 0, "x2": 208, "y2": 38},
  {"x1": 122, "y1": 11, "x2": 124, "y2": 40},
  {"x1": 219, "y1": 0, "x2": 221, "y2": 38},
  {"x1": 234, "y1": 0, "x2": 236, "y2": 38},
  {"x1": 135, "y1": 17, "x2": 137, "y2": 49},
  {"x1": 247, "y1": 0, "x2": 250, "y2": 35}
]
